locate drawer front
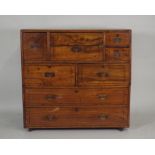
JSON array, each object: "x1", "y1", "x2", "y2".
[
  {"x1": 25, "y1": 89, "x2": 80, "y2": 106},
  {"x1": 25, "y1": 107, "x2": 129, "y2": 128},
  {"x1": 78, "y1": 64, "x2": 129, "y2": 87},
  {"x1": 51, "y1": 33, "x2": 104, "y2": 45},
  {"x1": 80, "y1": 88, "x2": 128, "y2": 105},
  {"x1": 22, "y1": 32, "x2": 47, "y2": 61},
  {"x1": 25, "y1": 88, "x2": 128, "y2": 107},
  {"x1": 51, "y1": 45, "x2": 103, "y2": 61},
  {"x1": 106, "y1": 32, "x2": 130, "y2": 47},
  {"x1": 105, "y1": 48, "x2": 130, "y2": 63},
  {"x1": 23, "y1": 65, "x2": 75, "y2": 87}
]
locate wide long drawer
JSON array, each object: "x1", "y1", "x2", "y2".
[
  {"x1": 25, "y1": 88, "x2": 129, "y2": 107},
  {"x1": 25, "y1": 107, "x2": 129, "y2": 128}
]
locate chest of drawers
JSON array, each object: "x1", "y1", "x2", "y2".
[{"x1": 21, "y1": 29, "x2": 131, "y2": 130}]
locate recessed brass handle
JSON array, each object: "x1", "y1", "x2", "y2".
[
  {"x1": 45, "y1": 94, "x2": 58, "y2": 100},
  {"x1": 46, "y1": 115, "x2": 55, "y2": 121},
  {"x1": 71, "y1": 46, "x2": 81, "y2": 52},
  {"x1": 44, "y1": 72, "x2": 55, "y2": 77},
  {"x1": 30, "y1": 43, "x2": 41, "y2": 48},
  {"x1": 97, "y1": 94, "x2": 107, "y2": 100},
  {"x1": 99, "y1": 45, "x2": 104, "y2": 48},
  {"x1": 114, "y1": 50, "x2": 121, "y2": 58},
  {"x1": 99, "y1": 114, "x2": 109, "y2": 120},
  {"x1": 113, "y1": 37, "x2": 122, "y2": 43},
  {"x1": 96, "y1": 72, "x2": 108, "y2": 77}
]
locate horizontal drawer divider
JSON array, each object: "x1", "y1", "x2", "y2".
[
  {"x1": 24, "y1": 86, "x2": 131, "y2": 89},
  {"x1": 25, "y1": 105, "x2": 129, "y2": 108},
  {"x1": 23, "y1": 62, "x2": 131, "y2": 64}
]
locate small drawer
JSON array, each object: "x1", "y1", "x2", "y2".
[
  {"x1": 25, "y1": 107, "x2": 129, "y2": 128},
  {"x1": 78, "y1": 64, "x2": 129, "y2": 87},
  {"x1": 51, "y1": 33, "x2": 104, "y2": 46},
  {"x1": 22, "y1": 32, "x2": 47, "y2": 61},
  {"x1": 51, "y1": 45, "x2": 103, "y2": 62},
  {"x1": 105, "y1": 48, "x2": 130, "y2": 63},
  {"x1": 106, "y1": 32, "x2": 130, "y2": 47},
  {"x1": 23, "y1": 64, "x2": 75, "y2": 88},
  {"x1": 25, "y1": 88, "x2": 129, "y2": 107}
]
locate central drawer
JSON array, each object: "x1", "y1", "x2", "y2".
[
  {"x1": 25, "y1": 88, "x2": 128, "y2": 107},
  {"x1": 25, "y1": 107, "x2": 128, "y2": 128},
  {"x1": 50, "y1": 33, "x2": 104, "y2": 62}
]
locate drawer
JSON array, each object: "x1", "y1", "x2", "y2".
[
  {"x1": 23, "y1": 64, "x2": 75, "y2": 87},
  {"x1": 106, "y1": 32, "x2": 130, "y2": 47},
  {"x1": 25, "y1": 88, "x2": 80, "y2": 106},
  {"x1": 25, "y1": 107, "x2": 129, "y2": 128},
  {"x1": 80, "y1": 88, "x2": 128, "y2": 105},
  {"x1": 25, "y1": 88, "x2": 128, "y2": 107},
  {"x1": 105, "y1": 48, "x2": 130, "y2": 63},
  {"x1": 22, "y1": 32, "x2": 47, "y2": 61},
  {"x1": 78, "y1": 64, "x2": 129, "y2": 87},
  {"x1": 51, "y1": 33, "x2": 104, "y2": 46},
  {"x1": 51, "y1": 45, "x2": 103, "y2": 61}
]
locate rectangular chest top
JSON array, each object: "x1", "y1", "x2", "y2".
[{"x1": 21, "y1": 29, "x2": 131, "y2": 32}]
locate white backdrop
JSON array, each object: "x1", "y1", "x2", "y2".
[{"x1": 0, "y1": 15, "x2": 155, "y2": 138}]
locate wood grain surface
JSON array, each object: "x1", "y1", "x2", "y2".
[{"x1": 21, "y1": 29, "x2": 131, "y2": 129}]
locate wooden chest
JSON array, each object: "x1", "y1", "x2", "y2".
[{"x1": 21, "y1": 29, "x2": 131, "y2": 130}]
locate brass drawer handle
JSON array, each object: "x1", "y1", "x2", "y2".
[
  {"x1": 99, "y1": 114, "x2": 109, "y2": 120},
  {"x1": 99, "y1": 45, "x2": 104, "y2": 48},
  {"x1": 113, "y1": 37, "x2": 122, "y2": 43},
  {"x1": 46, "y1": 115, "x2": 55, "y2": 121},
  {"x1": 30, "y1": 43, "x2": 41, "y2": 49},
  {"x1": 71, "y1": 46, "x2": 81, "y2": 52},
  {"x1": 97, "y1": 94, "x2": 107, "y2": 100},
  {"x1": 114, "y1": 50, "x2": 121, "y2": 58},
  {"x1": 44, "y1": 72, "x2": 55, "y2": 77},
  {"x1": 45, "y1": 94, "x2": 58, "y2": 100},
  {"x1": 96, "y1": 72, "x2": 108, "y2": 77}
]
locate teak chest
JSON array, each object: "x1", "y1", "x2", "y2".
[{"x1": 21, "y1": 29, "x2": 131, "y2": 130}]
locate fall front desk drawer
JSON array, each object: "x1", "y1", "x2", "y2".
[
  {"x1": 51, "y1": 33, "x2": 104, "y2": 46},
  {"x1": 23, "y1": 64, "x2": 75, "y2": 87},
  {"x1": 78, "y1": 64, "x2": 130, "y2": 87},
  {"x1": 25, "y1": 88, "x2": 129, "y2": 107},
  {"x1": 51, "y1": 32, "x2": 104, "y2": 62},
  {"x1": 25, "y1": 107, "x2": 129, "y2": 128}
]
